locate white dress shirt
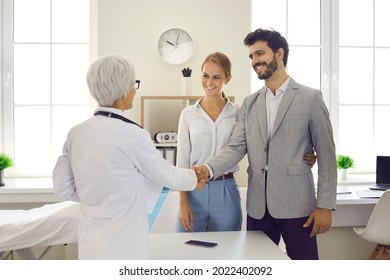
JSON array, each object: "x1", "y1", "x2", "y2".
[
  {"x1": 177, "y1": 98, "x2": 240, "y2": 175},
  {"x1": 265, "y1": 76, "x2": 290, "y2": 141}
]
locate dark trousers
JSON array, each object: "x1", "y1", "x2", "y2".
[{"x1": 247, "y1": 210, "x2": 319, "y2": 260}]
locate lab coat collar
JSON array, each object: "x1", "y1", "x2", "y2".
[{"x1": 94, "y1": 107, "x2": 126, "y2": 118}]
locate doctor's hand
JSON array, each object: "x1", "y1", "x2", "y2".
[
  {"x1": 191, "y1": 166, "x2": 207, "y2": 191},
  {"x1": 195, "y1": 164, "x2": 209, "y2": 181},
  {"x1": 303, "y1": 149, "x2": 317, "y2": 168},
  {"x1": 179, "y1": 202, "x2": 194, "y2": 232},
  {"x1": 303, "y1": 208, "x2": 332, "y2": 238}
]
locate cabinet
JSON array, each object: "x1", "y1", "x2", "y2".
[{"x1": 155, "y1": 144, "x2": 177, "y2": 165}]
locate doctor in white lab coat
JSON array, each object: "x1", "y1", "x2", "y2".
[{"x1": 53, "y1": 54, "x2": 202, "y2": 260}]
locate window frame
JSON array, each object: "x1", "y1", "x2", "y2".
[
  {"x1": 1, "y1": 0, "x2": 14, "y2": 156},
  {"x1": 1, "y1": 0, "x2": 97, "y2": 177}
]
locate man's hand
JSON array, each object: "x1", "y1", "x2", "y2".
[
  {"x1": 303, "y1": 149, "x2": 317, "y2": 168},
  {"x1": 303, "y1": 208, "x2": 332, "y2": 237},
  {"x1": 195, "y1": 164, "x2": 209, "y2": 180},
  {"x1": 191, "y1": 166, "x2": 207, "y2": 190}
]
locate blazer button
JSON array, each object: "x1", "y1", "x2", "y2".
[{"x1": 261, "y1": 168, "x2": 265, "y2": 173}]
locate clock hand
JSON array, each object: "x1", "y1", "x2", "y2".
[
  {"x1": 162, "y1": 38, "x2": 175, "y2": 47},
  {"x1": 175, "y1": 32, "x2": 180, "y2": 45}
]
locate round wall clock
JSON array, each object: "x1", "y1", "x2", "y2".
[{"x1": 158, "y1": 28, "x2": 194, "y2": 65}]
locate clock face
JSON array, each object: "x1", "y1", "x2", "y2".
[{"x1": 158, "y1": 28, "x2": 194, "y2": 65}]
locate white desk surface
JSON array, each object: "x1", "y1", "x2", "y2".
[
  {"x1": 333, "y1": 184, "x2": 381, "y2": 227},
  {"x1": 336, "y1": 184, "x2": 380, "y2": 205},
  {"x1": 148, "y1": 231, "x2": 290, "y2": 260}
]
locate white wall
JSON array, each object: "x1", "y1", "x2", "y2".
[{"x1": 96, "y1": 0, "x2": 251, "y2": 187}]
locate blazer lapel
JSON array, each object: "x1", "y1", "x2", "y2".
[
  {"x1": 271, "y1": 79, "x2": 298, "y2": 138},
  {"x1": 255, "y1": 88, "x2": 268, "y2": 145}
]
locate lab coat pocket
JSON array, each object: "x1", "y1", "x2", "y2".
[{"x1": 80, "y1": 204, "x2": 113, "y2": 218}]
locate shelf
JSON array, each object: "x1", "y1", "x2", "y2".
[
  {"x1": 140, "y1": 95, "x2": 235, "y2": 129},
  {"x1": 154, "y1": 142, "x2": 177, "y2": 147},
  {"x1": 141, "y1": 96, "x2": 203, "y2": 127}
]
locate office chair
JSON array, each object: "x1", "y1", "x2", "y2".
[{"x1": 353, "y1": 190, "x2": 390, "y2": 260}]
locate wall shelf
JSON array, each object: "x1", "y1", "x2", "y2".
[
  {"x1": 141, "y1": 96, "x2": 203, "y2": 128},
  {"x1": 140, "y1": 95, "x2": 235, "y2": 129}
]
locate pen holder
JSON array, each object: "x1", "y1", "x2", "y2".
[{"x1": 181, "y1": 77, "x2": 191, "y2": 96}]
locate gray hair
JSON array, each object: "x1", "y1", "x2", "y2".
[{"x1": 86, "y1": 54, "x2": 135, "y2": 107}]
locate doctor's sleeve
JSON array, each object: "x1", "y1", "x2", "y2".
[
  {"x1": 52, "y1": 143, "x2": 80, "y2": 202},
  {"x1": 127, "y1": 129, "x2": 196, "y2": 191}
]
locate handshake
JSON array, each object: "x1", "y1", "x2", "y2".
[{"x1": 191, "y1": 165, "x2": 209, "y2": 191}]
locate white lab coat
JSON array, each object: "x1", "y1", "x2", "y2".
[{"x1": 53, "y1": 107, "x2": 196, "y2": 259}]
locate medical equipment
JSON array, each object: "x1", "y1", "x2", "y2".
[{"x1": 0, "y1": 201, "x2": 79, "y2": 260}]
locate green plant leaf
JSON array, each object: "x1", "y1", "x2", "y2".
[
  {"x1": 0, "y1": 153, "x2": 14, "y2": 170},
  {"x1": 336, "y1": 154, "x2": 354, "y2": 170}
]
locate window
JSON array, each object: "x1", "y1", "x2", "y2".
[
  {"x1": 251, "y1": 0, "x2": 322, "y2": 92},
  {"x1": 1, "y1": 0, "x2": 92, "y2": 177},
  {"x1": 338, "y1": 0, "x2": 390, "y2": 170},
  {"x1": 251, "y1": 0, "x2": 390, "y2": 172}
]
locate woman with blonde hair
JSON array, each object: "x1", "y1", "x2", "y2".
[{"x1": 177, "y1": 52, "x2": 242, "y2": 232}]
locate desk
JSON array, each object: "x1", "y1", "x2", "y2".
[
  {"x1": 333, "y1": 184, "x2": 379, "y2": 227},
  {"x1": 148, "y1": 231, "x2": 290, "y2": 260},
  {"x1": 151, "y1": 186, "x2": 379, "y2": 233},
  {"x1": 0, "y1": 179, "x2": 380, "y2": 260}
]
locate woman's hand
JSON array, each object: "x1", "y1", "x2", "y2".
[
  {"x1": 179, "y1": 202, "x2": 194, "y2": 232},
  {"x1": 303, "y1": 149, "x2": 317, "y2": 168}
]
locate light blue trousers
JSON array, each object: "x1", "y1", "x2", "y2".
[{"x1": 176, "y1": 178, "x2": 242, "y2": 232}]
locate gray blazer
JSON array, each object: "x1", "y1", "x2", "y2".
[{"x1": 206, "y1": 78, "x2": 337, "y2": 219}]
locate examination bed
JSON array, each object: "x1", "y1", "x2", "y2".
[{"x1": 0, "y1": 201, "x2": 79, "y2": 260}]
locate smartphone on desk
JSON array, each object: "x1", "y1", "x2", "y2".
[{"x1": 185, "y1": 240, "x2": 218, "y2": 248}]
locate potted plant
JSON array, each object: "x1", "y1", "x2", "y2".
[
  {"x1": 0, "y1": 153, "x2": 14, "y2": 186},
  {"x1": 337, "y1": 154, "x2": 354, "y2": 181}
]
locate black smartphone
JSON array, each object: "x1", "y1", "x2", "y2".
[{"x1": 185, "y1": 239, "x2": 218, "y2": 248}]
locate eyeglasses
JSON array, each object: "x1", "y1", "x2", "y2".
[{"x1": 134, "y1": 80, "x2": 141, "y2": 90}]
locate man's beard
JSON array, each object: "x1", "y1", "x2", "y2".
[{"x1": 256, "y1": 55, "x2": 278, "y2": 80}]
